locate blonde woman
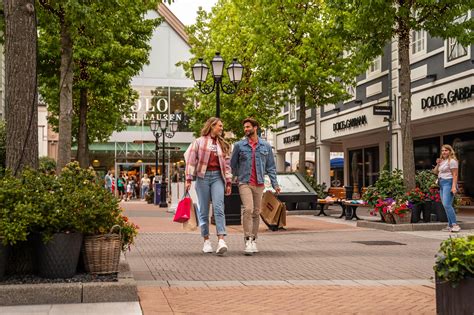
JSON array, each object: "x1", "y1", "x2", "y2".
[
  {"x1": 184, "y1": 117, "x2": 232, "y2": 255},
  {"x1": 433, "y1": 144, "x2": 460, "y2": 232}
]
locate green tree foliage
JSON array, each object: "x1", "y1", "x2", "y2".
[
  {"x1": 37, "y1": 1, "x2": 169, "y2": 168},
  {"x1": 328, "y1": 0, "x2": 474, "y2": 189},
  {"x1": 183, "y1": 0, "x2": 368, "y2": 176}
]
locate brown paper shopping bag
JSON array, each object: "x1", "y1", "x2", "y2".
[
  {"x1": 183, "y1": 201, "x2": 199, "y2": 231},
  {"x1": 260, "y1": 191, "x2": 285, "y2": 230}
]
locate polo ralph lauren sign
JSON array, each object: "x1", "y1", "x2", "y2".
[{"x1": 333, "y1": 115, "x2": 368, "y2": 132}]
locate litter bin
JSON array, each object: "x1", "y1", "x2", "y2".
[{"x1": 211, "y1": 183, "x2": 242, "y2": 226}]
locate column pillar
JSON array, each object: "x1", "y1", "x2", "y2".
[
  {"x1": 316, "y1": 144, "x2": 331, "y2": 187},
  {"x1": 276, "y1": 152, "x2": 286, "y2": 172}
]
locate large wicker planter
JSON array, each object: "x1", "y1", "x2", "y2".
[
  {"x1": 393, "y1": 211, "x2": 412, "y2": 224},
  {"x1": 82, "y1": 227, "x2": 121, "y2": 274},
  {"x1": 36, "y1": 232, "x2": 83, "y2": 279},
  {"x1": 436, "y1": 276, "x2": 474, "y2": 314}
]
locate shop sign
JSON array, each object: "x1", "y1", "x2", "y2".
[
  {"x1": 421, "y1": 85, "x2": 474, "y2": 110},
  {"x1": 333, "y1": 115, "x2": 368, "y2": 132},
  {"x1": 130, "y1": 96, "x2": 184, "y2": 121},
  {"x1": 283, "y1": 134, "x2": 300, "y2": 144},
  {"x1": 373, "y1": 105, "x2": 392, "y2": 116}
]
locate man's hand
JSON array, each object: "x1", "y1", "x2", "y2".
[
  {"x1": 225, "y1": 184, "x2": 232, "y2": 196},
  {"x1": 185, "y1": 181, "x2": 191, "y2": 192},
  {"x1": 275, "y1": 187, "x2": 281, "y2": 195}
]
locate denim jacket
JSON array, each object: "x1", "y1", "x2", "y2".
[{"x1": 230, "y1": 137, "x2": 279, "y2": 189}]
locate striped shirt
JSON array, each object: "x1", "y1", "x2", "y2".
[{"x1": 184, "y1": 136, "x2": 232, "y2": 184}]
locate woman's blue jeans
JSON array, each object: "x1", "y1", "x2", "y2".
[
  {"x1": 141, "y1": 186, "x2": 149, "y2": 199},
  {"x1": 195, "y1": 171, "x2": 226, "y2": 238},
  {"x1": 438, "y1": 178, "x2": 457, "y2": 226}
]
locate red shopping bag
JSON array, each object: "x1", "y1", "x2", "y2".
[{"x1": 173, "y1": 194, "x2": 192, "y2": 223}]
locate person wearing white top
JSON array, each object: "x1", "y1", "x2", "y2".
[
  {"x1": 433, "y1": 144, "x2": 460, "y2": 232},
  {"x1": 141, "y1": 174, "x2": 151, "y2": 200}
]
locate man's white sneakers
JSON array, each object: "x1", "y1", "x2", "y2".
[
  {"x1": 244, "y1": 239, "x2": 253, "y2": 256},
  {"x1": 202, "y1": 240, "x2": 213, "y2": 253},
  {"x1": 251, "y1": 240, "x2": 259, "y2": 253},
  {"x1": 216, "y1": 239, "x2": 228, "y2": 255}
]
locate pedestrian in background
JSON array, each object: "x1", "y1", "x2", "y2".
[
  {"x1": 184, "y1": 117, "x2": 232, "y2": 255},
  {"x1": 433, "y1": 144, "x2": 461, "y2": 232},
  {"x1": 104, "y1": 171, "x2": 112, "y2": 193},
  {"x1": 231, "y1": 118, "x2": 280, "y2": 255},
  {"x1": 141, "y1": 174, "x2": 150, "y2": 200}
]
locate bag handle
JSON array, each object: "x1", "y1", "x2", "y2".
[{"x1": 182, "y1": 191, "x2": 191, "y2": 199}]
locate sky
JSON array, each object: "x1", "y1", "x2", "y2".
[{"x1": 165, "y1": 0, "x2": 218, "y2": 26}]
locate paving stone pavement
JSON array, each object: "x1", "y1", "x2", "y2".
[{"x1": 123, "y1": 201, "x2": 472, "y2": 314}]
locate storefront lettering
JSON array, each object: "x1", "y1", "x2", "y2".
[
  {"x1": 421, "y1": 85, "x2": 474, "y2": 110},
  {"x1": 333, "y1": 115, "x2": 367, "y2": 132},
  {"x1": 283, "y1": 134, "x2": 299, "y2": 144}
]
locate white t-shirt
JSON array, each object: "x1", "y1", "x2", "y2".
[{"x1": 438, "y1": 159, "x2": 458, "y2": 179}]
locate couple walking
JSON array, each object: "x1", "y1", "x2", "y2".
[{"x1": 184, "y1": 117, "x2": 280, "y2": 256}]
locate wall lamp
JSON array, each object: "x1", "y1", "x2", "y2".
[
  {"x1": 354, "y1": 99, "x2": 363, "y2": 105},
  {"x1": 426, "y1": 74, "x2": 437, "y2": 81},
  {"x1": 333, "y1": 108, "x2": 341, "y2": 113}
]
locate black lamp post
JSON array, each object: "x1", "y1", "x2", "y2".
[
  {"x1": 191, "y1": 52, "x2": 244, "y2": 118},
  {"x1": 150, "y1": 119, "x2": 178, "y2": 208}
]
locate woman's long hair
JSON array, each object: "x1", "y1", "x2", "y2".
[
  {"x1": 440, "y1": 144, "x2": 457, "y2": 161},
  {"x1": 200, "y1": 117, "x2": 230, "y2": 156}
]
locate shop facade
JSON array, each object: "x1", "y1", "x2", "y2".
[{"x1": 274, "y1": 14, "x2": 474, "y2": 202}]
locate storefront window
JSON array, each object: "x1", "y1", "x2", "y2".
[
  {"x1": 443, "y1": 131, "x2": 474, "y2": 197},
  {"x1": 349, "y1": 146, "x2": 379, "y2": 191},
  {"x1": 414, "y1": 137, "x2": 440, "y2": 171}
]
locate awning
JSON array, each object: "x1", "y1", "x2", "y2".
[{"x1": 330, "y1": 157, "x2": 344, "y2": 168}]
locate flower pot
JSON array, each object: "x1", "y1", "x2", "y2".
[
  {"x1": 36, "y1": 232, "x2": 83, "y2": 279},
  {"x1": 381, "y1": 212, "x2": 396, "y2": 224},
  {"x1": 436, "y1": 276, "x2": 474, "y2": 315},
  {"x1": 393, "y1": 211, "x2": 412, "y2": 224},
  {"x1": 6, "y1": 237, "x2": 38, "y2": 275},
  {"x1": 411, "y1": 203, "x2": 423, "y2": 223},
  {"x1": 0, "y1": 241, "x2": 9, "y2": 281},
  {"x1": 422, "y1": 201, "x2": 432, "y2": 222},
  {"x1": 432, "y1": 202, "x2": 448, "y2": 223},
  {"x1": 82, "y1": 231, "x2": 121, "y2": 274}
]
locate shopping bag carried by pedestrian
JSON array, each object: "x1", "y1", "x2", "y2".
[
  {"x1": 173, "y1": 193, "x2": 192, "y2": 223},
  {"x1": 183, "y1": 202, "x2": 199, "y2": 231},
  {"x1": 260, "y1": 191, "x2": 286, "y2": 231}
]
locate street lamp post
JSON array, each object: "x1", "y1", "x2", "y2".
[
  {"x1": 150, "y1": 119, "x2": 178, "y2": 208},
  {"x1": 191, "y1": 52, "x2": 244, "y2": 118}
]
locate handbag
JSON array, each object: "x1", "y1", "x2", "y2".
[{"x1": 173, "y1": 193, "x2": 192, "y2": 223}]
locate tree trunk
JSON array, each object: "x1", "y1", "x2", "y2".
[
  {"x1": 76, "y1": 87, "x2": 89, "y2": 168},
  {"x1": 298, "y1": 87, "x2": 306, "y2": 175},
  {"x1": 4, "y1": 0, "x2": 39, "y2": 174},
  {"x1": 56, "y1": 20, "x2": 74, "y2": 174},
  {"x1": 398, "y1": 16, "x2": 416, "y2": 190}
]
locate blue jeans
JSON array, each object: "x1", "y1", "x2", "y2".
[
  {"x1": 439, "y1": 178, "x2": 457, "y2": 226},
  {"x1": 141, "y1": 186, "x2": 149, "y2": 199},
  {"x1": 195, "y1": 171, "x2": 226, "y2": 238}
]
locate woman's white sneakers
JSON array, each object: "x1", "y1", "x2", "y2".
[
  {"x1": 216, "y1": 239, "x2": 228, "y2": 255},
  {"x1": 202, "y1": 240, "x2": 213, "y2": 253},
  {"x1": 451, "y1": 224, "x2": 461, "y2": 233}
]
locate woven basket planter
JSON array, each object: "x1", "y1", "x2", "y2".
[
  {"x1": 393, "y1": 211, "x2": 412, "y2": 224},
  {"x1": 82, "y1": 226, "x2": 121, "y2": 274},
  {"x1": 382, "y1": 212, "x2": 396, "y2": 224}
]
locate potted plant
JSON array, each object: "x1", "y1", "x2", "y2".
[
  {"x1": 371, "y1": 198, "x2": 396, "y2": 224},
  {"x1": 22, "y1": 167, "x2": 84, "y2": 279},
  {"x1": 391, "y1": 200, "x2": 413, "y2": 224},
  {"x1": 434, "y1": 235, "x2": 474, "y2": 314},
  {"x1": 0, "y1": 171, "x2": 42, "y2": 279},
  {"x1": 406, "y1": 188, "x2": 425, "y2": 223}
]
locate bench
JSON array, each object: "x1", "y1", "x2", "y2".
[{"x1": 341, "y1": 201, "x2": 371, "y2": 220}]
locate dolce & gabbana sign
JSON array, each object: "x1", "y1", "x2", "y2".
[
  {"x1": 421, "y1": 85, "x2": 474, "y2": 110},
  {"x1": 283, "y1": 134, "x2": 299, "y2": 144},
  {"x1": 333, "y1": 115, "x2": 368, "y2": 132}
]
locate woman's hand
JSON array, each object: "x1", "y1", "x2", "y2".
[
  {"x1": 436, "y1": 158, "x2": 442, "y2": 165},
  {"x1": 185, "y1": 181, "x2": 191, "y2": 192},
  {"x1": 451, "y1": 186, "x2": 457, "y2": 194},
  {"x1": 225, "y1": 183, "x2": 232, "y2": 196}
]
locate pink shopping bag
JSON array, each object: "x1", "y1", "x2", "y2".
[{"x1": 173, "y1": 194, "x2": 191, "y2": 223}]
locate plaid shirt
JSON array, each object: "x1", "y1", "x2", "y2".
[{"x1": 184, "y1": 136, "x2": 232, "y2": 184}]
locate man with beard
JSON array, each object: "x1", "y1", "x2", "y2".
[{"x1": 230, "y1": 118, "x2": 281, "y2": 255}]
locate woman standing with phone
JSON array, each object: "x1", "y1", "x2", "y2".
[{"x1": 433, "y1": 144, "x2": 461, "y2": 232}]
